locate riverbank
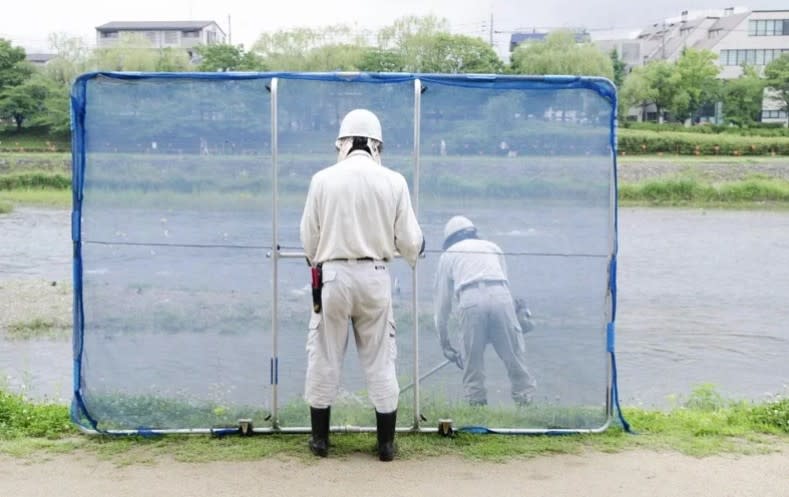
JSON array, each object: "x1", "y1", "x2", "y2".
[
  {"x1": 2, "y1": 152, "x2": 788, "y2": 181},
  {"x1": 1, "y1": 154, "x2": 789, "y2": 210},
  {"x1": 1, "y1": 384, "x2": 788, "y2": 496}
]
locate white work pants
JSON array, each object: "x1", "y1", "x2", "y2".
[
  {"x1": 458, "y1": 284, "x2": 537, "y2": 405},
  {"x1": 304, "y1": 260, "x2": 399, "y2": 413}
]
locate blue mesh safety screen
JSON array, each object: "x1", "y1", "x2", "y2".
[{"x1": 71, "y1": 72, "x2": 617, "y2": 432}]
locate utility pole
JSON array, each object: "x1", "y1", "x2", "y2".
[{"x1": 227, "y1": 14, "x2": 232, "y2": 44}]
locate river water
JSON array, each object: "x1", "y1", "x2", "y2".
[{"x1": 1, "y1": 206, "x2": 788, "y2": 410}]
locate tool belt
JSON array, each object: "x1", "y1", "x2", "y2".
[{"x1": 311, "y1": 264, "x2": 323, "y2": 313}]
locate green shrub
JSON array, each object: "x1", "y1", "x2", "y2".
[
  {"x1": 619, "y1": 176, "x2": 789, "y2": 204},
  {"x1": 749, "y1": 398, "x2": 789, "y2": 433},
  {"x1": 618, "y1": 129, "x2": 789, "y2": 155},
  {"x1": 621, "y1": 121, "x2": 789, "y2": 137},
  {"x1": 0, "y1": 390, "x2": 73, "y2": 439},
  {"x1": 0, "y1": 172, "x2": 71, "y2": 190},
  {"x1": 0, "y1": 126, "x2": 70, "y2": 152}
]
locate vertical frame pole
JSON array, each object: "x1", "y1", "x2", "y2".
[
  {"x1": 412, "y1": 78, "x2": 422, "y2": 429},
  {"x1": 270, "y1": 77, "x2": 280, "y2": 429}
]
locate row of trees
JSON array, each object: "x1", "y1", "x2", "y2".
[
  {"x1": 620, "y1": 48, "x2": 789, "y2": 126},
  {"x1": 1, "y1": 14, "x2": 788, "y2": 134}
]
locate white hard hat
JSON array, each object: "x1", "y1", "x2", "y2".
[
  {"x1": 444, "y1": 215, "x2": 475, "y2": 241},
  {"x1": 337, "y1": 108, "x2": 383, "y2": 143}
]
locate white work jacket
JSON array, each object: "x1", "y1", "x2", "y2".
[
  {"x1": 300, "y1": 150, "x2": 423, "y2": 267},
  {"x1": 434, "y1": 237, "x2": 509, "y2": 334}
]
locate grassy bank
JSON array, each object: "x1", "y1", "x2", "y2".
[
  {"x1": 1, "y1": 386, "x2": 787, "y2": 461},
  {"x1": 2, "y1": 155, "x2": 789, "y2": 211},
  {"x1": 619, "y1": 175, "x2": 789, "y2": 208},
  {"x1": 0, "y1": 127, "x2": 70, "y2": 153}
]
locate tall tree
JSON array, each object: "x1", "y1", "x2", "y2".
[
  {"x1": 376, "y1": 15, "x2": 450, "y2": 72},
  {"x1": 43, "y1": 33, "x2": 91, "y2": 87},
  {"x1": 509, "y1": 30, "x2": 614, "y2": 79},
  {"x1": 0, "y1": 38, "x2": 33, "y2": 91},
  {"x1": 154, "y1": 47, "x2": 191, "y2": 72},
  {"x1": 610, "y1": 48, "x2": 627, "y2": 88},
  {"x1": 420, "y1": 33, "x2": 503, "y2": 73},
  {"x1": 376, "y1": 15, "x2": 449, "y2": 50},
  {"x1": 645, "y1": 60, "x2": 682, "y2": 122},
  {"x1": 619, "y1": 66, "x2": 656, "y2": 121},
  {"x1": 305, "y1": 44, "x2": 368, "y2": 71},
  {"x1": 91, "y1": 34, "x2": 189, "y2": 71},
  {"x1": 357, "y1": 49, "x2": 406, "y2": 72},
  {"x1": 0, "y1": 75, "x2": 50, "y2": 130},
  {"x1": 722, "y1": 65, "x2": 767, "y2": 126},
  {"x1": 252, "y1": 24, "x2": 366, "y2": 71},
  {"x1": 764, "y1": 53, "x2": 789, "y2": 126},
  {"x1": 671, "y1": 48, "x2": 720, "y2": 122},
  {"x1": 195, "y1": 43, "x2": 265, "y2": 72},
  {"x1": 29, "y1": 34, "x2": 93, "y2": 136}
]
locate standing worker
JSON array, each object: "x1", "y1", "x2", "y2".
[
  {"x1": 434, "y1": 215, "x2": 536, "y2": 407},
  {"x1": 300, "y1": 109, "x2": 424, "y2": 461}
]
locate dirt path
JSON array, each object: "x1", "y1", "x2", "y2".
[{"x1": 2, "y1": 448, "x2": 788, "y2": 497}]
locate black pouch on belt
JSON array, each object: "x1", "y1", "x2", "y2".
[{"x1": 311, "y1": 264, "x2": 323, "y2": 313}]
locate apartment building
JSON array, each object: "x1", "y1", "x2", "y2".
[
  {"x1": 95, "y1": 21, "x2": 226, "y2": 59},
  {"x1": 710, "y1": 11, "x2": 789, "y2": 122},
  {"x1": 602, "y1": 7, "x2": 788, "y2": 123}
]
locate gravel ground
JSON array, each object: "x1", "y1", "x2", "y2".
[
  {"x1": 617, "y1": 158, "x2": 789, "y2": 183},
  {"x1": 0, "y1": 279, "x2": 71, "y2": 337}
]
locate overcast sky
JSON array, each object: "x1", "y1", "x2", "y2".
[{"x1": 2, "y1": 0, "x2": 787, "y2": 54}]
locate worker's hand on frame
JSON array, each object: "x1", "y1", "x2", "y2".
[{"x1": 441, "y1": 341, "x2": 464, "y2": 370}]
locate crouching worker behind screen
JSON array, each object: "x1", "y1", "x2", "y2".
[{"x1": 434, "y1": 216, "x2": 537, "y2": 407}]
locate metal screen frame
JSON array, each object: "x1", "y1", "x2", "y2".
[{"x1": 71, "y1": 71, "x2": 619, "y2": 435}]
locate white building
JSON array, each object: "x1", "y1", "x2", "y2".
[
  {"x1": 707, "y1": 11, "x2": 789, "y2": 122},
  {"x1": 95, "y1": 21, "x2": 226, "y2": 59},
  {"x1": 602, "y1": 8, "x2": 788, "y2": 123}
]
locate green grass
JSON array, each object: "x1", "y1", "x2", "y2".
[
  {"x1": 0, "y1": 127, "x2": 69, "y2": 152},
  {"x1": 5, "y1": 318, "x2": 70, "y2": 340},
  {"x1": 1, "y1": 152, "x2": 788, "y2": 209},
  {"x1": 0, "y1": 189, "x2": 71, "y2": 208},
  {"x1": 1, "y1": 385, "x2": 787, "y2": 462},
  {"x1": 619, "y1": 175, "x2": 789, "y2": 207},
  {"x1": 618, "y1": 155, "x2": 788, "y2": 165},
  {"x1": 0, "y1": 390, "x2": 75, "y2": 439},
  {"x1": 0, "y1": 172, "x2": 70, "y2": 190}
]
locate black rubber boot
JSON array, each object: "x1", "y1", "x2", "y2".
[
  {"x1": 376, "y1": 410, "x2": 397, "y2": 462},
  {"x1": 308, "y1": 406, "x2": 330, "y2": 457}
]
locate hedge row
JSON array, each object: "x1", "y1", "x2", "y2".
[
  {"x1": 622, "y1": 121, "x2": 789, "y2": 137},
  {"x1": 0, "y1": 172, "x2": 71, "y2": 190},
  {"x1": 618, "y1": 129, "x2": 789, "y2": 156}
]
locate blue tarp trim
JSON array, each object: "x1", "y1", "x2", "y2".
[
  {"x1": 71, "y1": 386, "x2": 103, "y2": 433},
  {"x1": 607, "y1": 322, "x2": 616, "y2": 353},
  {"x1": 608, "y1": 323, "x2": 633, "y2": 433},
  {"x1": 457, "y1": 426, "x2": 578, "y2": 436},
  {"x1": 70, "y1": 77, "x2": 90, "y2": 429},
  {"x1": 606, "y1": 90, "x2": 630, "y2": 433},
  {"x1": 71, "y1": 72, "x2": 617, "y2": 104}
]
